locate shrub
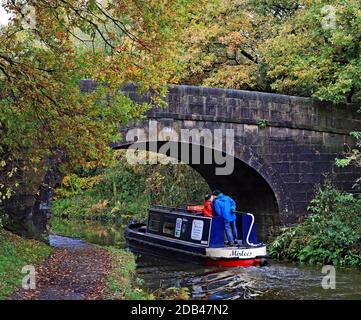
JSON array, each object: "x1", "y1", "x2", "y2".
[
  {"x1": 52, "y1": 150, "x2": 209, "y2": 222},
  {"x1": 269, "y1": 183, "x2": 361, "y2": 267}
]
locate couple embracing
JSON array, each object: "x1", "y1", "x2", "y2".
[{"x1": 203, "y1": 190, "x2": 239, "y2": 246}]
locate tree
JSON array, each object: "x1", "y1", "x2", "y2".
[
  {"x1": 181, "y1": 0, "x2": 360, "y2": 182},
  {"x1": 180, "y1": 0, "x2": 263, "y2": 89},
  {"x1": 180, "y1": 0, "x2": 303, "y2": 90},
  {"x1": 181, "y1": 0, "x2": 361, "y2": 103},
  {"x1": 0, "y1": 0, "x2": 194, "y2": 238},
  {"x1": 262, "y1": 0, "x2": 361, "y2": 104}
]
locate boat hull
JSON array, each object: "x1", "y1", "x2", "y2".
[
  {"x1": 125, "y1": 225, "x2": 267, "y2": 267},
  {"x1": 206, "y1": 258, "x2": 262, "y2": 267}
]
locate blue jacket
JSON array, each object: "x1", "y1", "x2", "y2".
[{"x1": 213, "y1": 193, "x2": 237, "y2": 222}]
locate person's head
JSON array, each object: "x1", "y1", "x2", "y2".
[
  {"x1": 205, "y1": 193, "x2": 212, "y2": 201},
  {"x1": 212, "y1": 189, "x2": 221, "y2": 198}
]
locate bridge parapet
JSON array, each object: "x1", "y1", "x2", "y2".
[{"x1": 115, "y1": 83, "x2": 361, "y2": 135}]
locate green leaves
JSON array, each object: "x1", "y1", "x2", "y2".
[
  {"x1": 52, "y1": 150, "x2": 209, "y2": 221},
  {"x1": 257, "y1": 119, "x2": 267, "y2": 129},
  {"x1": 336, "y1": 131, "x2": 361, "y2": 180},
  {"x1": 180, "y1": 0, "x2": 270, "y2": 90},
  {"x1": 269, "y1": 183, "x2": 361, "y2": 266},
  {"x1": 0, "y1": 229, "x2": 51, "y2": 299},
  {"x1": 0, "y1": 0, "x2": 195, "y2": 201},
  {"x1": 182, "y1": 0, "x2": 361, "y2": 106},
  {"x1": 263, "y1": 0, "x2": 361, "y2": 104}
]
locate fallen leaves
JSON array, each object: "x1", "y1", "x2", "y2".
[{"x1": 12, "y1": 244, "x2": 112, "y2": 300}]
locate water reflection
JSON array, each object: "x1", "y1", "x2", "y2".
[
  {"x1": 51, "y1": 217, "x2": 126, "y2": 247},
  {"x1": 136, "y1": 252, "x2": 361, "y2": 300},
  {"x1": 190, "y1": 269, "x2": 263, "y2": 300}
]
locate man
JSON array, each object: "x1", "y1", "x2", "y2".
[{"x1": 212, "y1": 190, "x2": 239, "y2": 246}]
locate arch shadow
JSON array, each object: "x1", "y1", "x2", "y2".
[{"x1": 114, "y1": 140, "x2": 293, "y2": 241}]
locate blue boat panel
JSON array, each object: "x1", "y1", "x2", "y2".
[{"x1": 209, "y1": 217, "x2": 225, "y2": 248}]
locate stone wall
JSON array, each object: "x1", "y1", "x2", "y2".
[{"x1": 110, "y1": 82, "x2": 361, "y2": 228}]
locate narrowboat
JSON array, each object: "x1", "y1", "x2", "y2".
[{"x1": 124, "y1": 205, "x2": 267, "y2": 267}]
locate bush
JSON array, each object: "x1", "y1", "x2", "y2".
[
  {"x1": 269, "y1": 183, "x2": 361, "y2": 267},
  {"x1": 52, "y1": 150, "x2": 209, "y2": 222}
]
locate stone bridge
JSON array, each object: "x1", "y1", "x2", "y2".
[
  {"x1": 4, "y1": 81, "x2": 360, "y2": 241},
  {"x1": 85, "y1": 81, "x2": 361, "y2": 240}
]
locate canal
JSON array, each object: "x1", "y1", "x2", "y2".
[{"x1": 51, "y1": 217, "x2": 361, "y2": 300}]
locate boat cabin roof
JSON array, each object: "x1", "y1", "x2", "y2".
[
  {"x1": 146, "y1": 205, "x2": 226, "y2": 247},
  {"x1": 149, "y1": 205, "x2": 209, "y2": 218}
]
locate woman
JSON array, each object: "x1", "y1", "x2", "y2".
[{"x1": 203, "y1": 192, "x2": 214, "y2": 217}]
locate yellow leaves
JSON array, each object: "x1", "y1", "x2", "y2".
[
  {"x1": 56, "y1": 173, "x2": 104, "y2": 199},
  {"x1": 203, "y1": 63, "x2": 258, "y2": 90},
  {"x1": 0, "y1": 1, "x2": 192, "y2": 198},
  {"x1": 7, "y1": 167, "x2": 18, "y2": 178},
  {"x1": 110, "y1": 201, "x2": 123, "y2": 214},
  {"x1": 219, "y1": 31, "x2": 246, "y2": 49},
  {"x1": 90, "y1": 200, "x2": 110, "y2": 214},
  {"x1": 169, "y1": 74, "x2": 180, "y2": 84},
  {"x1": 61, "y1": 175, "x2": 71, "y2": 187},
  {"x1": 181, "y1": 0, "x2": 268, "y2": 90},
  {"x1": 126, "y1": 65, "x2": 139, "y2": 76}
]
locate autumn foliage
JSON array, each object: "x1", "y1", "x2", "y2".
[
  {"x1": 1, "y1": 0, "x2": 361, "y2": 204},
  {"x1": 0, "y1": 0, "x2": 193, "y2": 199},
  {"x1": 182, "y1": 0, "x2": 361, "y2": 105}
]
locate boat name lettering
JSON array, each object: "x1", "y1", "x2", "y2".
[{"x1": 231, "y1": 250, "x2": 253, "y2": 257}]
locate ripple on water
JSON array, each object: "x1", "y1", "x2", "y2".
[{"x1": 136, "y1": 254, "x2": 361, "y2": 300}]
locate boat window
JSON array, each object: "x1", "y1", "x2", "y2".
[
  {"x1": 148, "y1": 214, "x2": 161, "y2": 232},
  {"x1": 163, "y1": 221, "x2": 176, "y2": 236}
]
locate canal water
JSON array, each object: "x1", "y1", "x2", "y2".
[{"x1": 51, "y1": 217, "x2": 361, "y2": 300}]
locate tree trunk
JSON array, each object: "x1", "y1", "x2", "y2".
[{"x1": 1, "y1": 152, "x2": 64, "y2": 242}]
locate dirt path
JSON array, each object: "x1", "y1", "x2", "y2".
[{"x1": 12, "y1": 235, "x2": 112, "y2": 300}]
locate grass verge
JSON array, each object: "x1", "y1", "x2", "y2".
[
  {"x1": 0, "y1": 229, "x2": 52, "y2": 299},
  {"x1": 104, "y1": 246, "x2": 189, "y2": 300},
  {"x1": 104, "y1": 246, "x2": 152, "y2": 300}
]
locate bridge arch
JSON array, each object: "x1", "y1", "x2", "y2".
[{"x1": 114, "y1": 139, "x2": 292, "y2": 240}]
